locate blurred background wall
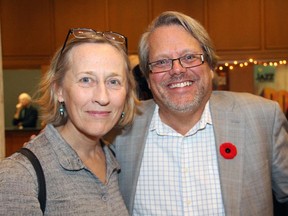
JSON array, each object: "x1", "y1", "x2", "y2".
[{"x1": 0, "y1": 0, "x2": 288, "y2": 128}]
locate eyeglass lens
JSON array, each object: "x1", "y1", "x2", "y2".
[
  {"x1": 149, "y1": 54, "x2": 204, "y2": 73},
  {"x1": 61, "y1": 28, "x2": 127, "y2": 54}
]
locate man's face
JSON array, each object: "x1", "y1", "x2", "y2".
[{"x1": 147, "y1": 25, "x2": 213, "y2": 114}]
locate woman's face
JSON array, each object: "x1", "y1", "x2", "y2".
[{"x1": 57, "y1": 43, "x2": 127, "y2": 140}]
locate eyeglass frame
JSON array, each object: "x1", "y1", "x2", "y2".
[
  {"x1": 60, "y1": 28, "x2": 128, "y2": 54},
  {"x1": 148, "y1": 53, "x2": 205, "y2": 74}
]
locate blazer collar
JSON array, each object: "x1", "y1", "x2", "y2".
[
  {"x1": 119, "y1": 95, "x2": 245, "y2": 214},
  {"x1": 210, "y1": 92, "x2": 244, "y2": 215}
]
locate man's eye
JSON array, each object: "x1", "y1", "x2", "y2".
[
  {"x1": 155, "y1": 59, "x2": 170, "y2": 66},
  {"x1": 184, "y1": 54, "x2": 195, "y2": 61}
]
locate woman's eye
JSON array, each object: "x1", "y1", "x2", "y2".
[
  {"x1": 80, "y1": 77, "x2": 91, "y2": 83},
  {"x1": 109, "y1": 79, "x2": 120, "y2": 85},
  {"x1": 107, "y1": 78, "x2": 122, "y2": 89},
  {"x1": 77, "y1": 77, "x2": 96, "y2": 87}
]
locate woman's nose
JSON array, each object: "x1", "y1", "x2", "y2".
[{"x1": 93, "y1": 83, "x2": 109, "y2": 105}]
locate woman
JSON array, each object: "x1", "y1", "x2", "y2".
[{"x1": 0, "y1": 28, "x2": 137, "y2": 215}]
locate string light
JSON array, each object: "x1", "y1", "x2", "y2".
[{"x1": 217, "y1": 58, "x2": 287, "y2": 71}]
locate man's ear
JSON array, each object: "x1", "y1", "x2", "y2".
[
  {"x1": 147, "y1": 77, "x2": 151, "y2": 89},
  {"x1": 210, "y1": 69, "x2": 214, "y2": 78}
]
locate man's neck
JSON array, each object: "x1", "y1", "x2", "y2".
[{"x1": 158, "y1": 104, "x2": 207, "y2": 136}]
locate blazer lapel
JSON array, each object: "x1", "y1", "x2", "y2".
[
  {"x1": 210, "y1": 93, "x2": 244, "y2": 215},
  {"x1": 113, "y1": 100, "x2": 156, "y2": 213}
]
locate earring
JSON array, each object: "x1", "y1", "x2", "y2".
[
  {"x1": 121, "y1": 112, "x2": 125, "y2": 118},
  {"x1": 59, "y1": 102, "x2": 65, "y2": 117}
]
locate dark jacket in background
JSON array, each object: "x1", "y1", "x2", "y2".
[{"x1": 12, "y1": 105, "x2": 38, "y2": 128}]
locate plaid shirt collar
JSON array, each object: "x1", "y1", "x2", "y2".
[{"x1": 150, "y1": 101, "x2": 212, "y2": 136}]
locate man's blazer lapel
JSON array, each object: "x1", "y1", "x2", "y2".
[
  {"x1": 113, "y1": 100, "x2": 156, "y2": 213},
  {"x1": 210, "y1": 92, "x2": 245, "y2": 215}
]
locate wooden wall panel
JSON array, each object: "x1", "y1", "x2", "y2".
[
  {"x1": 228, "y1": 65, "x2": 255, "y2": 94},
  {"x1": 5, "y1": 129, "x2": 40, "y2": 157},
  {"x1": 152, "y1": 0, "x2": 205, "y2": 25},
  {"x1": 108, "y1": 0, "x2": 149, "y2": 53},
  {"x1": 208, "y1": 0, "x2": 261, "y2": 51},
  {"x1": 0, "y1": 24, "x2": 4, "y2": 160},
  {"x1": 53, "y1": 0, "x2": 107, "y2": 51},
  {"x1": 264, "y1": 0, "x2": 288, "y2": 49},
  {"x1": 1, "y1": 0, "x2": 288, "y2": 68},
  {"x1": 0, "y1": 0, "x2": 53, "y2": 68}
]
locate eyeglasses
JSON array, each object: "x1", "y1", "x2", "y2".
[
  {"x1": 148, "y1": 53, "x2": 205, "y2": 73},
  {"x1": 60, "y1": 28, "x2": 127, "y2": 54}
]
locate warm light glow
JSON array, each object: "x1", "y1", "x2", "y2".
[{"x1": 216, "y1": 58, "x2": 287, "y2": 71}]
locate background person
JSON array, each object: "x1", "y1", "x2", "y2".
[
  {"x1": 106, "y1": 11, "x2": 288, "y2": 215},
  {"x1": 12, "y1": 92, "x2": 38, "y2": 128},
  {"x1": 132, "y1": 64, "x2": 153, "y2": 100},
  {"x1": 0, "y1": 28, "x2": 137, "y2": 215}
]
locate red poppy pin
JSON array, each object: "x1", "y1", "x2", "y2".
[{"x1": 220, "y1": 142, "x2": 237, "y2": 159}]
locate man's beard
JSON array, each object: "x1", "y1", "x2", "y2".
[{"x1": 158, "y1": 84, "x2": 206, "y2": 113}]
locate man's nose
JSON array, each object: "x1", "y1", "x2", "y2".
[{"x1": 169, "y1": 58, "x2": 186, "y2": 75}]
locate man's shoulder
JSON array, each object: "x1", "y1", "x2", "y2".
[
  {"x1": 211, "y1": 91, "x2": 278, "y2": 111},
  {"x1": 137, "y1": 99, "x2": 156, "y2": 112},
  {"x1": 104, "y1": 100, "x2": 155, "y2": 144},
  {"x1": 212, "y1": 91, "x2": 275, "y2": 103}
]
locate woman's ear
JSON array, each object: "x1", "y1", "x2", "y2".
[{"x1": 55, "y1": 83, "x2": 64, "y2": 102}]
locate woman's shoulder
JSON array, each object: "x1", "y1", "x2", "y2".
[{"x1": 0, "y1": 152, "x2": 37, "y2": 184}]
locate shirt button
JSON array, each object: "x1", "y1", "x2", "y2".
[{"x1": 102, "y1": 194, "x2": 108, "y2": 201}]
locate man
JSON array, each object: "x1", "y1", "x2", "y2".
[
  {"x1": 12, "y1": 92, "x2": 38, "y2": 128},
  {"x1": 106, "y1": 11, "x2": 288, "y2": 215}
]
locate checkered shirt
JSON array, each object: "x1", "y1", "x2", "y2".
[{"x1": 133, "y1": 102, "x2": 225, "y2": 216}]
